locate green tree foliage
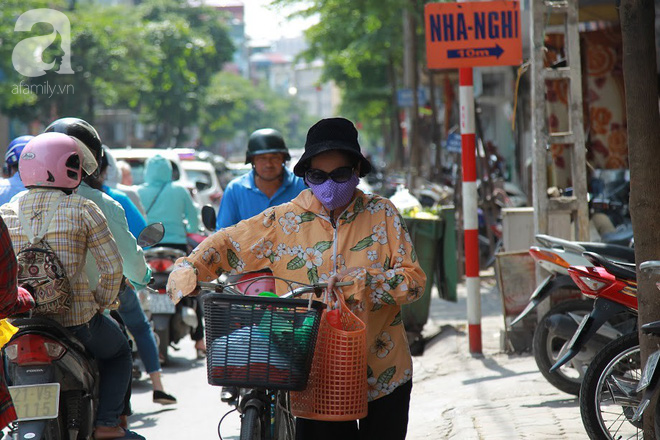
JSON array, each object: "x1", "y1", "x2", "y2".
[
  {"x1": 1, "y1": 1, "x2": 154, "y2": 124},
  {"x1": 0, "y1": 0, "x2": 234, "y2": 143},
  {"x1": 199, "y1": 71, "x2": 316, "y2": 150},
  {"x1": 0, "y1": 0, "x2": 69, "y2": 122},
  {"x1": 273, "y1": 0, "x2": 408, "y2": 138},
  {"x1": 137, "y1": 0, "x2": 235, "y2": 146}
]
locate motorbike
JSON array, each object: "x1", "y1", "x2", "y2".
[
  {"x1": 631, "y1": 261, "x2": 660, "y2": 434},
  {"x1": 144, "y1": 209, "x2": 214, "y2": 365},
  {"x1": 143, "y1": 246, "x2": 198, "y2": 365},
  {"x1": 576, "y1": 261, "x2": 660, "y2": 440},
  {"x1": 511, "y1": 235, "x2": 635, "y2": 395},
  {"x1": 550, "y1": 251, "x2": 638, "y2": 373},
  {"x1": 552, "y1": 252, "x2": 640, "y2": 439},
  {"x1": 2, "y1": 223, "x2": 164, "y2": 440}
]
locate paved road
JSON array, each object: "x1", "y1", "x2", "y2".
[
  {"x1": 127, "y1": 275, "x2": 590, "y2": 439},
  {"x1": 128, "y1": 342, "x2": 242, "y2": 439}
]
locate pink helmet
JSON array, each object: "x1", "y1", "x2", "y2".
[
  {"x1": 235, "y1": 272, "x2": 277, "y2": 296},
  {"x1": 19, "y1": 132, "x2": 94, "y2": 189}
]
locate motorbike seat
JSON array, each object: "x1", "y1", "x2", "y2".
[
  {"x1": 10, "y1": 317, "x2": 88, "y2": 355},
  {"x1": 576, "y1": 242, "x2": 635, "y2": 263},
  {"x1": 642, "y1": 320, "x2": 660, "y2": 336},
  {"x1": 144, "y1": 247, "x2": 187, "y2": 259},
  {"x1": 583, "y1": 251, "x2": 637, "y2": 281}
]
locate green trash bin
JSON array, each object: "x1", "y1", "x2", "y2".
[
  {"x1": 437, "y1": 206, "x2": 458, "y2": 303},
  {"x1": 401, "y1": 216, "x2": 444, "y2": 350}
]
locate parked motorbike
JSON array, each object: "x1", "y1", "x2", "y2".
[
  {"x1": 552, "y1": 252, "x2": 640, "y2": 439},
  {"x1": 631, "y1": 261, "x2": 660, "y2": 433},
  {"x1": 511, "y1": 235, "x2": 635, "y2": 395},
  {"x1": 550, "y1": 251, "x2": 638, "y2": 373},
  {"x1": 514, "y1": 235, "x2": 635, "y2": 326},
  {"x1": 3, "y1": 223, "x2": 164, "y2": 440},
  {"x1": 579, "y1": 331, "x2": 641, "y2": 439},
  {"x1": 576, "y1": 260, "x2": 660, "y2": 440}
]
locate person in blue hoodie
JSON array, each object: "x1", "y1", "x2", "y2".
[
  {"x1": 137, "y1": 154, "x2": 204, "y2": 354},
  {"x1": 137, "y1": 154, "x2": 199, "y2": 251}
]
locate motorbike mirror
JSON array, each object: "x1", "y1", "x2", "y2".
[
  {"x1": 195, "y1": 180, "x2": 211, "y2": 191},
  {"x1": 201, "y1": 205, "x2": 217, "y2": 231},
  {"x1": 137, "y1": 223, "x2": 165, "y2": 248},
  {"x1": 640, "y1": 261, "x2": 660, "y2": 275}
]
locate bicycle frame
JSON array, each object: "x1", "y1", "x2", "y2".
[{"x1": 203, "y1": 277, "x2": 353, "y2": 440}]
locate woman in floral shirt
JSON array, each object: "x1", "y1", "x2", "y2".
[{"x1": 167, "y1": 118, "x2": 426, "y2": 440}]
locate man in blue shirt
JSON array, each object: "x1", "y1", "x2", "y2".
[
  {"x1": 215, "y1": 128, "x2": 306, "y2": 403},
  {"x1": 216, "y1": 128, "x2": 306, "y2": 229},
  {"x1": 0, "y1": 136, "x2": 33, "y2": 206}
]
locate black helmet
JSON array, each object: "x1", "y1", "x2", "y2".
[
  {"x1": 245, "y1": 128, "x2": 290, "y2": 164},
  {"x1": 44, "y1": 118, "x2": 104, "y2": 175}
]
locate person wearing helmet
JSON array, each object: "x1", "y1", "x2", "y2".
[
  {"x1": 43, "y1": 118, "x2": 176, "y2": 408},
  {"x1": 213, "y1": 128, "x2": 306, "y2": 390},
  {"x1": 167, "y1": 118, "x2": 425, "y2": 440},
  {"x1": 0, "y1": 135, "x2": 34, "y2": 205},
  {"x1": 215, "y1": 128, "x2": 306, "y2": 229},
  {"x1": 90, "y1": 147, "x2": 178, "y2": 405},
  {"x1": 0, "y1": 133, "x2": 143, "y2": 440},
  {"x1": 44, "y1": 118, "x2": 104, "y2": 176}
]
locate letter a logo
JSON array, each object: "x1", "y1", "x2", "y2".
[{"x1": 12, "y1": 9, "x2": 74, "y2": 77}]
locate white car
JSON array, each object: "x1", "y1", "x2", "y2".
[
  {"x1": 180, "y1": 160, "x2": 223, "y2": 209},
  {"x1": 110, "y1": 148, "x2": 200, "y2": 204}
]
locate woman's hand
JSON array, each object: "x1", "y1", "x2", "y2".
[{"x1": 326, "y1": 266, "x2": 361, "y2": 295}]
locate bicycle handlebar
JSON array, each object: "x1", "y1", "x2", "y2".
[{"x1": 197, "y1": 280, "x2": 354, "y2": 299}]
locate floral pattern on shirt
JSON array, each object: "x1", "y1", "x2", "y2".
[{"x1": 167, "y1": 189, "x2": 426, "y2": 401}]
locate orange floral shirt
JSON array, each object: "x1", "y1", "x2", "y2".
[{"x1": 167, "y1": 189, "x2": 426, "y2": 401}]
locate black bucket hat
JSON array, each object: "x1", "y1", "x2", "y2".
[{"x1": 293, "y1": 117, "x2": 372, "y2": 178}]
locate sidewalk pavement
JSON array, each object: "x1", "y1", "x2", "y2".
[{"x1": 407, "y1": 272, "x2": 587, "y2": 439}]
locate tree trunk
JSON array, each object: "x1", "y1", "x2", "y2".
[
  {"x1": 619, "y1": 1, "x2": 660, "y2": 437},
  {"x1": 428, "y1": 70, "x2": 442, "y2": 181},
  {"x1": 387, "y1": 56, "x2": 404, "y2": 168}
]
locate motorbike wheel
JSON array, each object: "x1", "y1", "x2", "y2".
[
  {"x1": 579, "y1": 332, "x2": 641, "y2": 440},
  {"x1": 155, "y1": 328, "x2": 169, "y2": 366},
  {"x1": 533, "y1": 299, "x2": 595, "y2": 395},
  {"x1": 240, "y1": 406, "x2": 262, "y2": 440},
  {"x1": 655, "y1": 397, "x2": 660, "y2": 440}
]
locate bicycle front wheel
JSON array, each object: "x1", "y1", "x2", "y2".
[
  {"x1": 240, "y1": 406, "x2": 262, "y2": 440},
  {"x1": 274, "y1": 391, "x2": 295, "y2": 440}
]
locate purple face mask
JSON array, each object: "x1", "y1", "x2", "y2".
[{"x1": 306, "y1": 174, "x2": 360, "y2": 212}]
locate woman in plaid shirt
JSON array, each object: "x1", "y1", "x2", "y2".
[
  {"x1": 0, "y1": 217, "x2": 36, "y2": 430},
  {"x1": 0, "y1": 133, "x2": 142, "y2": 440}
]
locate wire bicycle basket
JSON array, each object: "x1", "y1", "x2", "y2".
[{"x1": 203, "y1": 293, "x2": 325, "y2": 391}]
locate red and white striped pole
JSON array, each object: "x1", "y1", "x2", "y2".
[{"x1": 459, "y1": 67, "x2": 482, "y2": 355}]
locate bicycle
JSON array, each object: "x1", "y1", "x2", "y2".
[{"x1": 198, "y1": 276, "x2": 352, "y2": 440}]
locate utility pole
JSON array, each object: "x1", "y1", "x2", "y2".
[
  {"x1": 619, "y1": 0, "x2": 660, "y2": 436},
  {"x1": 403, "y1": 0, "x2": 421, "y2": 188}
]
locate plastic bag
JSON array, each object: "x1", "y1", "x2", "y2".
[{"x1": 0, "y1": 320, "x2": 18, "y2": 348}]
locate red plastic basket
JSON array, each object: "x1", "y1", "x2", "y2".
[{"x1": 290, "y1": 292, "x2": 368, "y2": 421}]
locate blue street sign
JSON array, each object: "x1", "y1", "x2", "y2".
[
  {"x1": 444, "y1": 133, "x2": 462, "y2": 153},
  {"x1": 397, "y1": 88, "x2": 429, "y2": 107}
]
